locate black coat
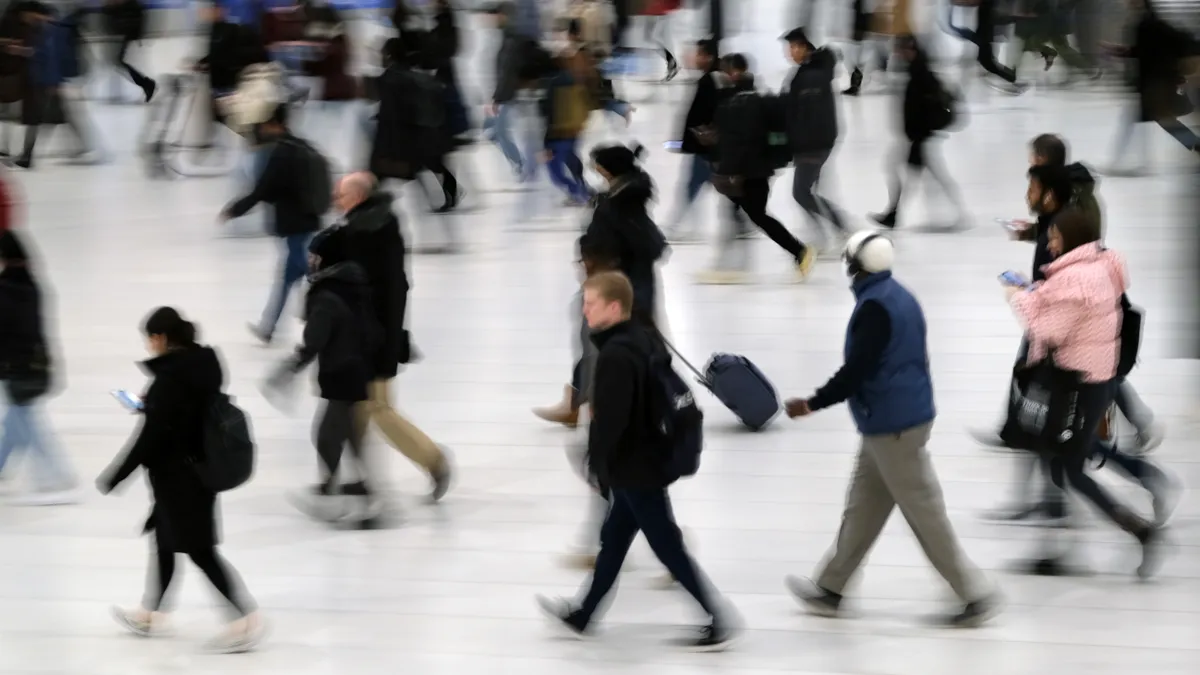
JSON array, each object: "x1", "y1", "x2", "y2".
[
  {"x1": 587, "y1": 320, "x2": 673, "y2": 490},
  {"x1": 0, "y1": 267, "x2": 50, "y2": 397},
  {"x1": 784, "y1": 47, "x2": 839, "y2": 155},
  {"x1": 901, "y1": 52, "x2": 942, "y2": 142},
  {"x1": 340, "y1": 191, "x2": 410, "y2": 379},
  {"x1": 1126, "y1": 10, "x2": 1197, "y2": 122},
  {"x1": 579, "y1": 170, "x2": 666, "y2": 318},
  {"x1": 101, "y1": 346, "x2": 225, "y2": 552},
  {"x1": 678, "y1": 67, "x2": 722, "y2": 155},
  {"x1": 714, "y1": 76, "x2": 776, "y2": 178},
  {"x1": 370, "y1": 63, "x2": 448, "y2": 180},
  {"x1": 290, "y1": 262, "x2": 374, "y2": 402},
  {"x1": 225, "y1": 134, "x2": 324, "y2": 238}
]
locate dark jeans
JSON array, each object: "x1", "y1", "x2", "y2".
[
  {"x1": 973, "y1": 0, "x2": 1017, "y2": 83},
  {"x1": 684, "y1": 154, "x2": 713, "y2": 208},
  {"x1": 546, "y1": 138, "x2": 587, "y2": 202},
  {"x1": 792, "y1": 151, "x2": 846, "y2": 234},
  {"x1": 729, "y1": 177, "x2": 806, "y2": 261},
  {"x1": 576, "y1": 488, "x2": 720, "y2": 626},
  {"x1": 260, "y1": 233, "x2": 313, "y2": 338}
]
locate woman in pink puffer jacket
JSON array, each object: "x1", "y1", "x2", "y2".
[{"x1": 1005, "y1": 207, "x2": 1164, "y2": 579}]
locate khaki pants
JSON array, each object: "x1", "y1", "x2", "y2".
[
  {"x1": 355, "y1": 379, "x2": 443, "y2": 474},
  {"x1": 816, "y1": 422, "x2": 984, "y2": 602}
]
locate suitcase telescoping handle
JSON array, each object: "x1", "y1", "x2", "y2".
[{"x1": 653, "y1": 329, "x2": 709, "y2": 387}]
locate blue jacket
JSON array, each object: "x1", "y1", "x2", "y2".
[
  {"x1": 30, "y1": 21, "x2": 79, "y2": 87},
  {"x1": 845, "y1": 272, "x2": 936, "y2": 435}
]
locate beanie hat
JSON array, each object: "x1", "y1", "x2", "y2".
[
  {"x1": 590, "y1": 143, "x2": 645, "y2": 178},
  {"x1": 0, "y1": 229, "x2": 29, "y2": 264}
]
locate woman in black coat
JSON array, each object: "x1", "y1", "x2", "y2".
[{"x1": 98, "y1": 307, "x2": 263, "y2": 653}]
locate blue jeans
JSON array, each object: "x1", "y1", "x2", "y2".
[
  {"x1": 260, "y1": 233, "x2": 313, "y2": 338},
  {"x1": 484, "y1": 103, "x2": 523, "y2": 172},
  {"x1": 576, "y1": 488, "x2": 719, "y2": 626},
  {"x1": 0, "y1": 398, "x2": 73, "y2": 489},
  {"x1": 684, "y1": 154, "x2": 712, "y2": 206},
  {"x1": 546, "y1": 139, "x2": 587, "y2": 202}
]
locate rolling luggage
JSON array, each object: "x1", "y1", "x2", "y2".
[{"x1": 660, "y1": 338, "x2": 780, "y2": 431}]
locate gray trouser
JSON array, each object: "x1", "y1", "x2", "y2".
[
  {"x1": 816, "y1": 422, "x2": 984, "y2": 602},
  {"x1": 792, "y1": 151, "x2": 846, "y2": 235}
]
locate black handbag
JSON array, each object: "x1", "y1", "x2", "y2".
[{"x1": 999, "y1": 356, "x2": 1088, "y2": 455}]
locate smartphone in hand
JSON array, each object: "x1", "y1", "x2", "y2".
[
  {"x1": 110, "y1": 389, "x2": 144, "y2": 413},
  {"x1": 995, "y1": 218, "x2": 1030, "y2": 232},
  {"x1": 998, "y1": 270, "x2": 1030, "y2": 288}
]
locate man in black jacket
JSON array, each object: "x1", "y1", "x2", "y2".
[
  {"x1": 664, "y1": 38, "x2": 722, "y2": 242},
  {"x1": 334, "y1": 172, "x2": 453, "y2": 502},
  {"x1": 707, "y1": 53, "x2": 814, "y2": 283},
  {"x1": 870, "y1": 36, "x2": 967, "y2": 230},
  {"x1": 782, "y1": 28, "x2": 848, "y2": 249},
  {"x1": 220, "y1": 104, "x2": 324, "y2": 344},
  {"x1": 535, "y1": 271, "x2": 738, "y2": 651}
]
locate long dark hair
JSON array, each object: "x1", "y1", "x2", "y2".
[{"x1": 143, "y1": 307, "x2": 199, "y2": 349}]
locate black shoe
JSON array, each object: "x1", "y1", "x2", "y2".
[
  {"x1": 143, "y1": 80, "x2": 157, "y2": 103},
  {"x1": 944, "y1": 594, "x2": 1001, "y2": 628},
  {"x1": 14, "y1": 155, "x2": 31, "y2": 170},
  {"x1": 870, "y1": 211, "x2": 897, "y2": 229},
  {"x1": 534, "y1": 595, "x2": 590, "y2": 639},
  {"x1": 843, "y1": 68, "x2": 863, "y2": 96},
  {"x1": 784, "y1": 575, "x2": 842, "y2": 617},
  {"x1": 1013, "y1": 556, "x2": 1082, "y2": 577},
  {"x1": 429, "y1": 448, "x2": 453, "y2": 503},
  {"x1": 672, "y1": 620, "x2": 741, "y2": 652}
]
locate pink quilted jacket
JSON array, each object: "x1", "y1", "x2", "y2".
[{"x1": 1009, "y1": 243, "x2": 1128, "y2": 383}]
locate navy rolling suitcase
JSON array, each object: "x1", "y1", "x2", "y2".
[{"x1": 661, "y1": 338, "x2": 781, "y2": 431}]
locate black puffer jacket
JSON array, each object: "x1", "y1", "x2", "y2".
[
  {"x1": 579, "y1": 170, "x2": 666, "y2": 317},
  {"x1": 714, "y1": 75, "x2": 775, "y2": 178},
  {"x1": 901, "y1": 50, "x2": 943, "y2": 142},
  {"x1": 784, "y1": 47, "x2": 839, "y2": 155},
  {"x1": 340, "y1": 191, "x2": 411, "y2": 379},
  {"x1": 101, "y1": 345, "x2": 226, "y2": 552},
  {"x1": 290, "y1": 262, "x2": 375, "y2": 402}
]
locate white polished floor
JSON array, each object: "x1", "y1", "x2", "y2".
[{"x1": 2, "y1": 20, "x2": 1199, "y2": 675}]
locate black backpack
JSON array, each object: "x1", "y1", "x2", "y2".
[
  {"x1": 194, "y1": 394, "x2": 255, "y2": 492},
  {"x1": 284, "y1": 138, "x2": 333, "y2": 216},
  {"x1": 1117, "y1": 294, "x2": 1143, "y2": 378},
  {"x1": 646, "y1": 341, "x2": 705, "y2": 483}
]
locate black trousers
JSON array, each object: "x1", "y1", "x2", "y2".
[
  {"x1": 143, "y1": 531, "x2": 253, "y2": 618},
  {"x1": 315, "y1": 400, "x2": 369, "y2": 494},
  {"x1": 729, "y1": 177, "x2": 806, "y2": 260},
  {"x1": 973, "y1": 0, "x2": 1017, "y2": 83},
  {"x1": 576, "y1": 488, "x2": 720, "y2": 625}
]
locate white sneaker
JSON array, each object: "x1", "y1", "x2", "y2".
[
  {"x1": 111, "y1": 605, "x2": 170, "y2": 637},
  {"x1": 202, "y1": 613, "x2": 266, "y2": 654}
]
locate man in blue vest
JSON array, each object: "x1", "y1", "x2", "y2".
[{"x1": 781, "y1": 232, "x2": 1001, "y2": 628}]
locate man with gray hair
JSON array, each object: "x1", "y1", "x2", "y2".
[{"x1": 332, "y1": 172, "x2": 453, "y2": 503}]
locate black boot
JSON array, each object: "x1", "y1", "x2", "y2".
[{"x1": 843, "y1": 68, "x2": 863, "y2": 96}]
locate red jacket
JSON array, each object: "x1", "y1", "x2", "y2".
[{"x1": 639, "y1": 0, "x2": 682, "y2": 16}]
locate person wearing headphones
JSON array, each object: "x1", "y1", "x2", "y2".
[{"x1": 781, "y1": 232, "x2": 1000, "y2": 628}]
